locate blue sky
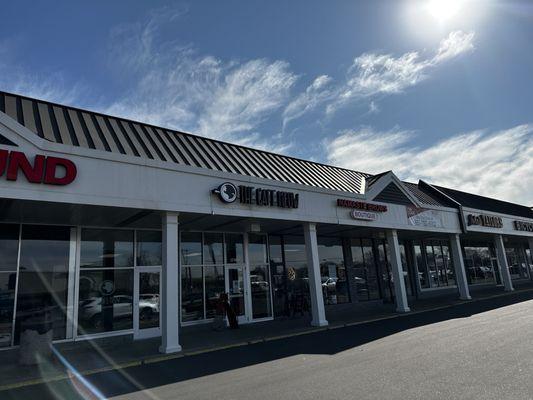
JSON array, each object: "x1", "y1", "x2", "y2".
[{"x1": 1, "y1": 0, "x2": 532, "y2": 204}]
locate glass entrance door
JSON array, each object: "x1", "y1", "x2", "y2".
[
  {"x1": 225, "y1": 266, "x2": 247, "y2": 323},
  {"x1": 134, "y1": 268, "x2": 161, "y2": 339}
]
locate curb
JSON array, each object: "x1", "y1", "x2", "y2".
[{"x1": 1, "y1": 287, "x2": 532, "y2": 392}]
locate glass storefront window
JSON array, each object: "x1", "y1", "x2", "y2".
[
  {"x1": 351, "y1": 238, "x2": 380, "y2": 301},
  {"x1": 136, "y1": 230, "x2": 162, "y2": 266},
  {"x1": 0, "y1": 273, "x2": 16, "y2": 347},
  {"x1": 225, "y1": 234, "x2": 244, "y2": 264},
  {"x1": 249, "y1": 234, "x2": 268, "y2": 264},
  {"x1": 505, "y1": 247, "x2": 529, "y2": 280},
  {"x1": 180, "y1": 232, "x2": 202, "y2": 266},
  {"x1": 16, "y1": 225, "x2": 71, "y2": 343},
  {"x1": 80, "y1": 229, "x2": 134, "y2": 268},
  {"x1": 0, "y1": 224, "x2": 19, "y2": 347},
  {"x1": 250, "y1": 265, "x2": 272, "y2": 318},
  {"x1": 464, "y1": 246, "x2": 495, "y2": 285},
  {"x1": 181, "y1": 266, "x2": 203, "y2": 322},
  {"x1": 414, "y1": 243, "x2": 429, "y2": 288},
  {"x1": 204, "y1": 266, "x2": 225, "y2": 319},
  {"x1": 77, "y1": 269, "x2": 133, "y2": 334},
  {"x1": 318, "y1": 238, "x2": 349, "y2": 305},
  {"x1": 203, "y1": 233, "x2": 223, "y2": 265},
  {"x1": 0, "y1": 224, "x2": 19, "y2": 272},
  {"x1": 284, "y1": 236, "x2": 307, "y2": 263},
  {"x1": 415, "y1": 240, "x2": 455, "y2": 289}
]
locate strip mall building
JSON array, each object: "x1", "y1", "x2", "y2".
[{"x1": 0, "y1": 91, "x2": 532, "y2": 353}]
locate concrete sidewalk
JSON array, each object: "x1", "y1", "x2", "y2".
[{"x1": 1, "y1": 282, "x2": 532, "y2": 391}]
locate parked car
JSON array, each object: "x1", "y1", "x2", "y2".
[{"x1": 79, "y1": 295, "x2": 133, "y2": 328}]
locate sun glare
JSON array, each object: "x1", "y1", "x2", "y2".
[{"x1": 426, "y1": 0, "x2": 464, "y2": 23}]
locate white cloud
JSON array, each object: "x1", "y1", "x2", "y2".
[
  {"x1": 432, "y1": 30, "x2": 475, "y2": 64},
  {"x1": 282, "y1": 74, "x2": 333, "y2": 129},
  {"x1": 286, "y1": 30, "x2": 475, "y2": 124},
  {"x1": 325, "y1": 124, "x2": 533, "y2": 205},
  {"x1": 105, "y1": 9, "x2": 297, "y2": 150}
]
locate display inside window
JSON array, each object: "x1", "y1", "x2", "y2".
[{"x1": 463, "y1": 246, "x2": 496, "y2": 285}]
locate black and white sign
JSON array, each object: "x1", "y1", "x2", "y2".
[
  {"x1": 212, "y1": 182, "x2": 238, "y2": 203},
  {"x1": 213, "y1": 183, "x2": 299, "y2": 209}
]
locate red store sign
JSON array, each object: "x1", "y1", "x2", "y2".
[
  {"x1": 0, "y1": 150, "x2": 77, "y2": 185},
  {"x1": 336, "y1": 199, "x2": 388, "y2": 212}
]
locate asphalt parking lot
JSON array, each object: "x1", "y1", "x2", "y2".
[{"x1": 4, "y1": 290, "x2": 533, "y2": 400}]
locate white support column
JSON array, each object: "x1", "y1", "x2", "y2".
[
  {"x1": 449, "y1": 234, "x2": 471, "y2": 300},
  {"x1": 386, "y1": 230, "x2": 410, "y2": 313},
  {"x1": 159, "y1": 212, "x2": 182, "y2": 354},
  {"x1": 303, "y1": 222, "x2": 328, "y2": 327},
  {"x1": 494, "y1": 234, "x2": 514, "y2": 292},
  {"x1": 529, "y1": 238, "x2": 533, "y2": 278}
]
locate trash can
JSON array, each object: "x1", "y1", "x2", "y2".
[{"x1": 19, "y1": 312, "x2": 53, "y2": 365}]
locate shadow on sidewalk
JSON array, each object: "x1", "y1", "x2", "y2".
[{"x1": 4, "y1": 288, "x2": 533, "y2": 399}]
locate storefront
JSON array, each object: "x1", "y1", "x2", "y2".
[{"x1": 0, "y1": 90, "x2": 532, "y2": 353}]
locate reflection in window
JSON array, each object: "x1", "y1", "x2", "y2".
[
  {"x1": 204, "y1": 266, "x2": 225, "y2": 319},
  {"x1": 78, "y1": 229, "x2": 134, "y2": 336},
  {"x1": 415, "y1": 240, "x2": 455, "y2": 289},
  {"x1": 250, "y1": 265, "x2": 272, "y2": 318},
  {"x1": 464, "y1": 246, "x2": 495, "y2": 285},
  {"x1": 351, "y1": 238, "x2": 380, "y2": 301},
  {"x1": 139, "y1": 272, "x2": 160, "y2": 330},
  {"x1": 80, "y1": 229, "x2": 134, "y2": 268},
  {"x1": 505, "y1": 247, "x2": 529, "y2": 280},
  {"x1": 0, "y1": 224, "x2": 19, "y2": 347},
  {"x1": 318, "y1": 238, "x2": 349, "y2": 305},
  {"x1": 78, "y1": 269, "x2": 133, "y2": 334},
  {"x1": 136, "y1": 231, "x2": 162, "y2": 266},
  {"x1": 203, "y1": 233, "x2": 223, "y2": 265},
  {"x1": 249, "y1": 234, "x2": 268, "y2": 264},
  {"x1": 180, "y1": 232, "x2": 202, "y2": 266},
  {"x1": 225, "y1": 234, "x2": 244, "y2": 264},
  {"x1": 181, "y1": 266, "x2": 203, "y2": 322},
  {"x1": 16, "y1": 225, "x2": 71, "y2": 343}
]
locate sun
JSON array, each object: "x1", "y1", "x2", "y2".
[{"x1": 426, "y1": 0, "x2": 465, "y2": 23}]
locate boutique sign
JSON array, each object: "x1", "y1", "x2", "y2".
[
  {"x1": 337, "y1": 199, "x2": 387, "y2": 221},
  {"x1": 0, "y1": 150, "x2": 77, "y2": 185},
  {"x1": 212, "y1": 182, "x2": 299, "y2": 209},
  {"x1": 467, "y1": 213, "x2": 503, "y2": 229},
  {"x1": 514, "y1": 221, "x2": 533, "y2": 232}
]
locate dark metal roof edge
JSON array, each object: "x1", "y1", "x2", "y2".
[
  {"x1": 419, "y1": 180, "x2": 467, "y2": 233},
  {"x1": 0, "y1": 90, "x2": 370, "y2": 178}
]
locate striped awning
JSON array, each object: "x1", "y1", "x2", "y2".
[{"x1": 0, "y1": 91, "x2": 369, "y2": 194}]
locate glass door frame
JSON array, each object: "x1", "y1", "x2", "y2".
[
  {"x1": 133, "y1": 265, "x2": 161, "y2": 339},
  {"x1": 224, "y1": 264, "x2": 250, "y2": 324},
  {"x1": 245, "y1": 233, "x2": 274, "y2": 323}
]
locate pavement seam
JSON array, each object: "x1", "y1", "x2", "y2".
[{"x1": 1, "y1": 287, "x2": 532, "y2": 392}]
